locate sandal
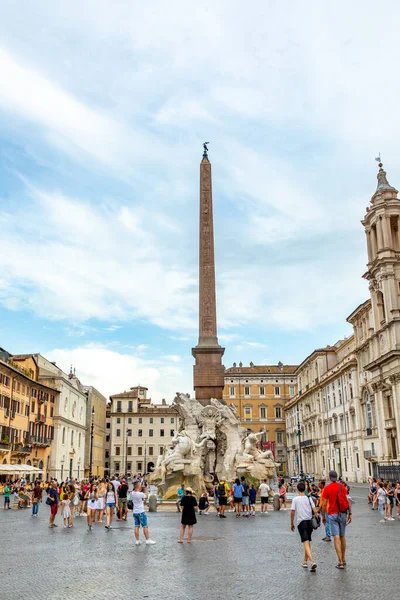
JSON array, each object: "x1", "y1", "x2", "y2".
[
  {"x1": 302, "y1": 563, "x2": 308, "y2": 568},
  {"x1": 310, "y1": 563, "x2": 317, "y2": 572},
  {"x1": 335, "y1": 564, "x2": 345, "y2": 570}
]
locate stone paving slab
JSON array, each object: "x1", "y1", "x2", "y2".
[{"x1": 0, "y1": 492, "x2": 399, "y2": 600}]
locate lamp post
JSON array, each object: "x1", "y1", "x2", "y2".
[
  {"x1": 89, "y1": 406, "x2": 95, "y2": 480},
  {"x1": 296, "y1": 405, "x2": 304, "y2": 479}
]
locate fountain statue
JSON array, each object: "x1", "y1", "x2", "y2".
[{"x1": 150, "y1": 393, "x2": 279, "y2": 499}]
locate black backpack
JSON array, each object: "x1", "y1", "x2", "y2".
[
  {"x1": 217, "y1": 482, "x2": 226, "y2": 496},
  {"x1": 242, "y1": 482, "x2": 249, "y2": 496}
]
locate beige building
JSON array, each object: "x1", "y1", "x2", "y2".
[
  {"x1": 83, "y1": 386, "x2": 107, "y2": 478},
  {"x1": 223, "y1": 363, "x2": 297, "y2": 473},
  {"x1": 109, "y1": 386, "x2": 178, "y2": 476},
  {"x1": 286, "y1": 162, "x2": 400, "y2": 482}
]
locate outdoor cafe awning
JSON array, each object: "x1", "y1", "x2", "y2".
[{"x1": 0, "y1": 464, "x2": 43, "y2": 474}]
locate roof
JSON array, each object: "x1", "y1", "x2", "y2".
[
  {"x1": 346, "y1": 298, "x2": 371, "y2": 323},
  {"x1": 110, "y1": 391, "x2": 151, "y2": 399},
  {"x1": 225, "y1": 365, "x2": 298, "y2": 375}
]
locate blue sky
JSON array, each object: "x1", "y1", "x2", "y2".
[{"x1": 1, "y1": 1, "x2": 399, "y2": 400}]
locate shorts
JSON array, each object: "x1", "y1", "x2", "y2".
[
  {"x1": 50, "y1": 503, "x2": 58, "y2": 516},
  {"x1": 241, "y1": 496, "x2": 249, "y2": 505},
  {"x1": 261, "y1": 497, "x2": 269, "y2": 504},
  {"x1": 4, "y1": 497, "x2": 10, "y2": 504},
  {"x1": 219, "y1": 496, "x2": 227, "y2": 506},
  {"x1": 298, "y1": 519, "x2": 313, "y2": 543},
  {"x1": 233, "y1": 497, "x2": 242, "y2": 503},
  {"x1": 106, "y1": 502, "x2": 116, "y2": 508},
  {"x1": 119, "y1": 498, "x2": 128, "y2": 508},
  {"x1": 133, "y1": 512, "x2": 148, "y2": 528},
  {"x1": 329, "y1": 512, "x2": 347, "y2": 537},
  {"x1": 214, "y1": 497, "x2": 220, "y2": 508},
  {"x1": 279, "y1": 495, "x2": 286, "y2": 501}
]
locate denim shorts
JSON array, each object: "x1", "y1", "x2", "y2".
[
  {"x1": 329, "y1": 512, "x2": 347, "y2": 537},
  {"x1": 241, "y1": 497, "x2": 249, "y2": 505},
  {"x1": 106, "y1": 502, "x2": 116, "y2": 508},
  {"x1": 133, "y1": 512, "x2": 148, "y2": 527}
]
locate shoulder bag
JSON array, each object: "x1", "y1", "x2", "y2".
[{"x1": 308, "y1": 496, "x2": 321, "y2": 529}]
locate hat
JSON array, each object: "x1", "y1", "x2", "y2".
[
  {"x1": 329, "y1": 470, "x2": 338, "y2": 481},
  {"x1": 122, "y1": 479, "x2": 126, "y2": 483},
  {"x1": 185, "y1": 487, "x2": 193, "y2": 494}
]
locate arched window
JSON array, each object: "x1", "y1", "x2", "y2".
[
  {"x1": 62, "y1": 427, "x2": 65, "y2": 444},
  {"x1": 365, "y1": 392, "x2": 373, "y2": 429}
]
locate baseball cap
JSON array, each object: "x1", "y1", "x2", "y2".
[{"x1": 329, "y1": 470, "x2": 338, "y2": 481}]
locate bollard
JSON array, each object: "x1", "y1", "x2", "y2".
[
  {"x1": 148, "y1": 494, "x2": 157, "y2": 512},
  {"x1": 273, "y1": 493, "x2": 280, "y2": 511}
]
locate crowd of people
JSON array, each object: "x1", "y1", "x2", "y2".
[{"x1": 368, "y1": 477, "x2": 400, "y2": 522}]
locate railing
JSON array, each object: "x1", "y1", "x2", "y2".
[
  {"x1": 28, "y1": 435, "x2": 51, "y2": 446},
  {"x1": 378, "y1": 462, "x2": 400, "y2": 482},
  {"x1": 365, "y1": 427, "x2": 378, "y2": 437},
  {"x1": 0, "y1": 441, "x2": 10, "y2": 450},
  {"x1": 35, "y1": 414, "x2": 45, "y2": 422},
  {"x1": 12, "y1": 445, "x2": 31, "y2": 454},
  {"x1": 300, "y1": 439, "x2": 313, "y2": 448},
  {"x1": 384, "y1": 418, "x2": 396, "y2": 430}
]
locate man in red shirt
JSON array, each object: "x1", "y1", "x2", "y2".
[{"x1": 319, "y1": 470, "x2": 352, "y2": 569}]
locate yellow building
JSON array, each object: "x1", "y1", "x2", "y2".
[
  {"x1": 83, "y1": 386, "x2": 107, "y2": 478},
  {"x1": 223, "y1": 363, "x2": 297, "y2": 473},
  {"x1": 0, "y1": 349, "x2": 58, "y2": 479}
]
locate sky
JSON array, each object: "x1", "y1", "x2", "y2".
[{"x1": 1, "y1": 1, "x2": 399, "y2": 401}]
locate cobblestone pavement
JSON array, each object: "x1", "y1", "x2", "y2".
[{"x1": 1, "y1": 491, "x2": 399, "y2": 600}]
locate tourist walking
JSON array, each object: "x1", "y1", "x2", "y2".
[
  {"x1": 96, "y1": 479, "x2": 106, "y2": 522},
  {"x1": 131, "y1": 480, "x2": 156, "y2": 545},
  {"x1": 233, "y1": 478, "x2": 244, "y2": 517},
  {"x1": 376, "y1": 482, "x2": 387, "y2": 522},
  {"x1": 249, "y1": 484, "x2": 257, "y2": 516},
  {"x1": 3, "y1": 482, "x2": 11, "y2": 510},
  {"x1": 178, "y1": 487, "x2": 197, "y2": 543},
  {"x1": 176, "y1": 483, "x2": 185, "y2": 513},
  {"x1": 47, "y1": 481, "x2": 60, "y2": 528},
  {"x1": 86, "y1": 483, "x2": 98, "y2": 531},
  {"x1": 318, "y1": 480, "x2": 331, "y2": 542},
  {"x1": 117, "y1": 478, "x2": 129, "y2": 521},
  {"x1": 216, "y1": 479, "x2": 230, "y2": 518},
  {"x1": 105, "y1": 481, "x2": 118, "y2": 529},
  {"x1": 291, "y1": 481, "x2": 318, "y2": 572},
  {"x1": 279, "y1": 480, "x2": 288, "y2": 510},
  {"x1": 258, "y1": 479, "x2": 270, "y2": 514},
  {"x1": 31, "y1": 481, "x2": 42, "y2": 517},
  {"x1": 318, "y1": 470, "x2": 352, "y2": 569}
]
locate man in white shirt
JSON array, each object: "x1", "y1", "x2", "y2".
[
  {"x1": 131, "y1": 481, "x2": 156, "y2": 546},
  {"x1": 111, "y1": 476, "x2": 120, "y2": 493},
  {"x1": 258, "y1": 480, "x2": 271, "y2": 514},
  {"x1": 290, "y1": 481, "x2": 318, "y2": 572}
]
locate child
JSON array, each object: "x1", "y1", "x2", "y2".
[
  {"x1": 249, "y1": 484, "x2": 257, "y2": 516},
  {"x1": 198, "y1": 492, "x2": 210, "y2": 515},
  {"x1": 131, "y1": 481, "x2": 156, "y2": 545},
  {"x1": 178, "y1": 487, "x2": 197, "y2": 543},
  {"x1": 61, "y1": 494, "x2": 72, "y2": 528},
  {"x1": 279, "y1": 481, "x2": 287, "y2": 510}
]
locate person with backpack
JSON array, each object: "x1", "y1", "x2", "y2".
[
  {"x1": 290, "y1": 481, "x2": 319, "y2": 572},
  {"x1": 240, "y1": 476, "x2": 250, "y2": 517},
  {"x1": 318, "y1": 470, "x2": 352, "y2": 570},
  {"x1": 216, "y1": 479, "x2": 230, "y2": 518}
]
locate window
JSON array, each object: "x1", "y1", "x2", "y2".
[
  {"x1": 128, "y1": 401, "x2": 133, "y2": 412},
  {"x1": 138, "y1": 447, "x2": 143, "y2": 456},
  {"x1": 117, "y1": 417, "x2": 120, "y2": 424},
  {"x1": 260, "y1": 407, "x2": 266, "y2": 420},
  {"x1": 62, "y1": 427, "x2": 65, "y2": 444},
  {"x1": 115, "y1": 462, "x2": 120, "y2": 472},
  {"x1": 139, "y1": 417, "x2": 142, "y2": 424},
  {"x1": 105, "y1": 451, "x2": 109, "y2": 458},
  {"x1": 117, "y1": 400, "x2": 122, "y2": 412},
  {"x1": 78, "y1": 433, "x2": 81, "y2": 447},
  {"x1": 161, "y1": 417, "x2": 164, "y2": 423},
  {"x1": 32, "y1": 401, "x2": 35, "y2": 413},
  {"x1": 244, "y1": 386, "x2": 250, "y2": 396},
  {"x1": 150, "y1": 417, "x2": 153, "y2": 424},
  {"x1": 159, "y1": 446, "x2": 163, "y2": 455},
  {"x1": 71, "y1": 431, "x2": 74, "y2": 446},
  {"x1": 160, "y1": 429, "x2": 165, "y2": 437},
  {"x1": 138, "y1": 429, "x2": 143, "y2": 437},
  {"x1": 275, "y1": 406, "x2": 282, "y2": 419},
  {"x1": 128, "y1": 417, "x2": 132, "y2": 424},
  {"x1": 170, "y1": 417, "x2": 174, "y2": 423},
  {"x1": 127, "y1": 429, "x2": 132, "y2": 436},
  {"x1": 170, "y1": 429, "x2": 174, "y2": 437},
  {"x1": 149, "y1": 447, "x2": 154, "y2": 456},
  {"x1": 259, "y1": 386, "x2": 265, "y2": 396},
  {"x1": 276, "y1": 431, "x2": 283, "y2": 444},
  {"x1": 289, "y1": 386, "x2": 295, "y2": 396},
  {"x1": 149, "y1": 429, "x2": 153, "y2": 437},
  {"x1": 116, "y1": 429, "x2": 121, "y2": 437},
  {"x1": 244, "y1": 407, "x2": 251, "y2": 422},
  {"x1": 50, "y1": 407, "x2": 53, "y2": 417},
  {"x1": 274, "y1": 386, "x2": 280, "y2": 396},
  {"x1": 106, "y1": 422, "x2": 110, "y2": 429},
  {"x1": 106, "y1": 435, "x2": 110, "y2": 442},
  {"x1": 137, "y1": 462, "x2": 143, "y2": 471},
  {"x1": 229, "y1": 386, "x2": 235, "y2": 397},
  {"x1": 127, "y1": 462, "x2": 132, "y2": 471},
  {"x1": 127, "y1": 447, "x2": 132, "y2": 455},
  {"x1": 356, "y1": 453, "x2": 360, "y2": 469},
  {"x1": 139, "y1": 390, "x2": 144, "y2": 395},
  {"x1": 365, "y1": 392, "x2": 373, "y2": 429},
  {"x1": 115, "y1": 447, "x2": 120, "y2": 455}
]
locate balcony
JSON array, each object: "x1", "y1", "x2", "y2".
[
  {"x1": 365, "y1": 427, "x2": 378, "y2": 437},
  {"x1": 300, "y1": 439, "x2": 313, "y2": 448},
  {"x1": 28, "y1": 435, "x2": 51, "y2": 447},
  {"x1": 384, "y1": 418, "x2": 396, "y2": 430},
  {"x1": 0, "y1": 441, "x2": 10, "y2": 452},
  {"x1": 11, "y1": 444, "x2": 31, "y2": 456},
  {"x1": 329, "y1": 433, "x2": 340, "y2": 443},
  {"x1": 35, "y1": 414, "x2": 45, "y2": 423}
]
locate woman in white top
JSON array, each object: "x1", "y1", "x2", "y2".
[
  {"x1": 86, "y1": 484, "x2": 98, "y2": 531},
  {"x1": 290, "y1": 481, "x2": 318, "y2": 572},
  {"x1": 376, "y1": 482, "x2": 387, "y2": 522},
  {"x1": 105, "y1": 482, "x2": 118, "y2": 530},
  {"x1": 96, "y1": 480, "x2": 106, "y2": 522}
]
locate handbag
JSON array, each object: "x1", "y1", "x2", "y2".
[
  {"x1": 308, "y1": 496, "x2": 321, "y2": 530},
  {"x1": 45, "y1": 496, "x2": 52, "y2": 505},
  {"x1": 127, "y1": 499, "x2": 133, "y2": 510}
]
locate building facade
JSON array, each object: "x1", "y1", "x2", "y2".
[
  {"x1": 223, "y1": 364, "x2": 297, "y2": 474},
  {"x1": 13, "y1": 355, "x2": 87, "y2": 480},
  {"x1": 83, "y1": 386, "x2": 107, "y2": 479},
  {"x1": 286, "y1": 162, "x2": 400, "y2": 482},
  {"x1": 0, "y1": 349, "x2": 57, "y2": 479},
  {"x1": 109, "y1": 386, "x2": 178, "y2": 476}
]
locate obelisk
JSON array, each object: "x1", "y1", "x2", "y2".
[{"x1": 192, "y1": 143, "x2": 225, "y2": 406}]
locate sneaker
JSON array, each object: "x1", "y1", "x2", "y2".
[
  {"x1": 380, "y1": 519, "x2": 386, "y2": 522},
  {"x1": 88, "y1": 524, "x2": 92, "y2": 530},
  {"x1": 388, "y1": 517, "x2": 395, "y2": 521},
  {"x1": 63, "y1": 525, "x2": 67, "y2": 528},
  {"x1": 105, "y1": 525, "x2": 110, "y2": 529},
  {"x1": 53, "y1": 524, "x2": 58, "y2": 527},
  {"x1": 135, "y1": 540, "x2": 141, "y2": 545},
  {"x1": 145, "y1": 539, "x2": 156, "y2": 545}
]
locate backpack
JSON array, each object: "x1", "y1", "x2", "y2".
[
  {"x1": 242, "y1": 482, "x2": 249, "y2": 497},
  {"x1": 217, "y1": 482, "x2": 226, "y2": 497},
  {"x1": 336, "y1": 483, "x2": 350, "y2": 513}
]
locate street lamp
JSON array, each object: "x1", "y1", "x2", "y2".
[
  {"x1": 89, "y1": 406, "x2": 95, "y2": 479},
  {"x1": 296, "y1": 405, "x2": 304, "y2": 479}
]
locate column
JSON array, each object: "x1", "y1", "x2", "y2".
[
  {"x1": 371, "y1": 225, "x2": 378, "y2": 257},
  {"x1": 390, "y1": 376, "x2": 400, "y2": 458},
  {"x1": 376, "y1": 218, "x2": 384, "y2": 250},
  {"x1": 382, "y1": 214, "x2": 392, "y2": 248},
  {"x1": 365, "y1": 229, "x2": 373, "y2": 262}
]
